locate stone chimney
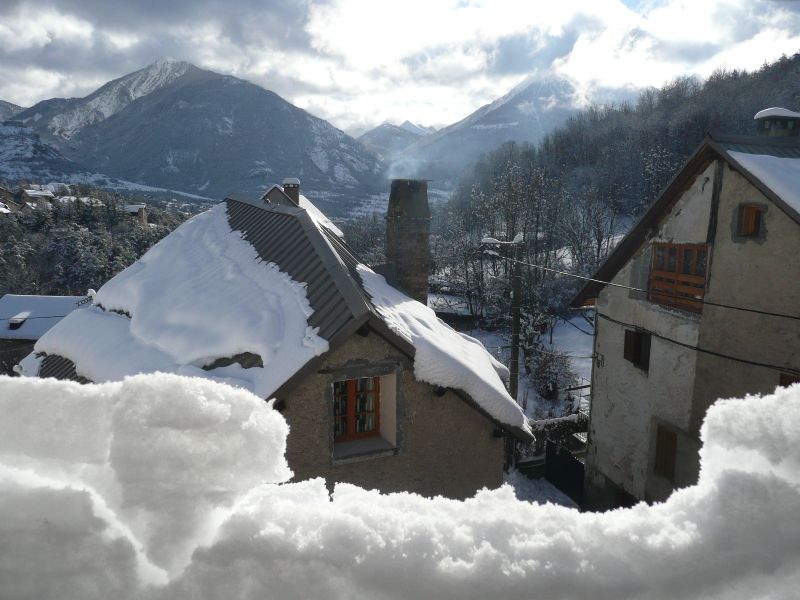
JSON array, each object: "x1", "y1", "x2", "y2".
[
  {"x1": 282, "y1": 177, "x2": 300, "y2": 204},
  {"x1": 754, "y1": 107, "x2": 800, "y2": 137},
  {"x1": 385, "y1": 179, "x2": 431, "y2": 304}
]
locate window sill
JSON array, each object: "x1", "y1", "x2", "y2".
[{"x1": 332, "y1": 437, "x2": 397, "y2": 465}]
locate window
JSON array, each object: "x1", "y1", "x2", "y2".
[
  {"x1": 654, "y1": 425, "x2": 677, "y2": 482},
  {"x1": 333, "y1": 377, "x2": 381, "y2": 442},
  {"x1": 623, "y1": 329, "x2": 651, "y2": 371},
  {"x1": 648, "y1": 242, "x2": 708, "y2": 312},
  {"x1": 737, "y1": 204, "x2": 763, "y2": 238}
]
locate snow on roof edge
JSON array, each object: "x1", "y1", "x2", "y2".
[
  {"x1": 356, "y1": 264, "x2": 531, "y2": 435},
  {"x1": 754, "y1": 107, "x2": 800, "y2": 120}
]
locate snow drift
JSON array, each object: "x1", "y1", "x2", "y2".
[{"x1": 1, "y1": 374, "x2": 799, "y2": 600}]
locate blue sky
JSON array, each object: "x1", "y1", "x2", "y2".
[{"x1": 1, "y1": 0, "x2": 798, "y2": 133}]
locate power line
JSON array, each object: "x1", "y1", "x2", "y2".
[
  {"x1": 487, "y1": 252, "x2": 800, "y2": 322},
  {"x1": 0, "y1": 314, "x2": 70, "y2": 321},
  {"x1": 597, "y1": 312, "x2": 800, "y2": 377}
]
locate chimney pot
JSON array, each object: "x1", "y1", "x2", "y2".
[{"x1": 282, "y1": 177, "x2": 300, "y2": 204}]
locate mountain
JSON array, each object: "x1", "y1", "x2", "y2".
[
  {"x1": 358, "y1": 123, "x2": 425, "y2": 160},
  {"x1": 399, "y1": 121, "x2": 436, "y2": 135},
  {"x1": 0, "y1": 100, "x2": 23, "y2": 121},
  {"x1": 0, "y1": 123, "x2": 90, "y2": 183},
  {"x1": 390, "y1": 75, "x2": 579, "y2": 185},
  {"x1": 0, "y1": 123, "x2": 214, "y2": 200},
  {"x1": 14, "y1": 60, "x2": 385, "y2": 215},
  {"x1": 16, "y1": 59, "x2": 191, "y2": 140}
]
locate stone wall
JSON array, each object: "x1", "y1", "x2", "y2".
[{"x1": 282, "y1": 329, "x2": 505, "y2": 500}]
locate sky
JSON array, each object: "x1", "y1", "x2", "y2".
[{"x1": 1, "y1": 0, "x2": 799, "y2": 135}]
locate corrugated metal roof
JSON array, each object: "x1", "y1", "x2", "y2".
[
  {"x1": 713, "y1": 135, "x2": 800, "y2": 159},
  {"x1": 225, "y1": 196, "x2": 373, "y2": 341},
  {"x1": 39, "y1": 354, "x2": 91, "y2": 383}
]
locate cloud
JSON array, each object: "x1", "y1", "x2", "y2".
[{"x1": 0, "y1": 0, "x2": 797, "y2": 132}]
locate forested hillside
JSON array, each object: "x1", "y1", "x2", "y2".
[
  {"x1": 438, "y1": 53, "x2": 800, "y2": 298},
  {"x1": 0, "y1": 188, "x2": 189, "y2": 296},
  {"x1": 420, "y1": 53, "x2": 800, "y2": 394}
]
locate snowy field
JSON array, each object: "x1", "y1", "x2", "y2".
[
  {"x1": 2, "y1": 373, "x2": 800, "y2": 600},
  {"x1": 462, "y1": 314, "x2": 594, "y2": 419}
]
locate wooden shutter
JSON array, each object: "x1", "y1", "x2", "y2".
[
  {"x1": 654, "y1": 425, "x2": 677, "y2": 482},
  {"x1": 624, "y1": 330, "x2": 650, "y2": 371}
]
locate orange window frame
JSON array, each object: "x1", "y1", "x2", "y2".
[
  {"x1": 648, "y1": 242, "x2": 708, "y2": 312},
  {"x1": 333, "y1": 377, "x2": 381, "y2": 442},
  {"x1": 738, "y1": 205, "x2": 762, "y2": 237}
]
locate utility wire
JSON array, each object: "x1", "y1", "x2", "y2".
[
  {"x1": 0, "y1": 314, "x2": 70, "y2": 321},
  {"x1": 597, "y1": 312, "x2": 800, "y2": 377},
  {"x1": 487, "y1": 252, "x2": 800, "y2": 322}
]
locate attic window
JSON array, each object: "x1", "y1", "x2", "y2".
[
  {"x1": 648, "y1": 242, "x2": 707, "y2": 312},
  {"x1": 8, "y1": 311, "x2": 30, "y2": 330},
  {"x1": 737, "y1": 204, "x2": 763, "y2": 238}
]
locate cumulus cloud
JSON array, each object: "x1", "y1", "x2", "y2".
[{"x1": 0, "y1": 0, "x2": 797, "y2": 132}]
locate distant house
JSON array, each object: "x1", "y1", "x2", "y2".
[
  {"x1": 0, "y1": 295, "x2": 88, "y2": 376},
  {"x1": 571, "y1": 108, "x2": 800, "y2": 509},
  {"x1": 124, "y1": 203, "x2": 148, "y2": 225},
  {"x1": 19, "y1": 178, "x2": 533, "y2": 499},
  {"x1": 20, "y1": 189, "x2": 54, "y2": 210}
]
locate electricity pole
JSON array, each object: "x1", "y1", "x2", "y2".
[
  {"x1": 509, "y1": 240, "x2": 523, "y2": 404},
  {"x1": 481, "y1": 235, "x2": 524, "y2": 405}
]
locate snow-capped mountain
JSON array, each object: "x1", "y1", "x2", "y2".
[
  {"x1": 16, "y1": 59, "x2": 192, "y2": 140},
  {"x1": 0, "y1": 100, "x2": 23, "y2": 122},
  {"x1": 390, "y1": 74, "x2": 579, "y2": 184},
  {"x1": 13, "y1": 60, "x2": 385, "y2": 215},
  {"x1": 0, "y1": 123, "x2": 88, "y2": 182},
  {"x1": 0, "y1": 123, "x2": 212, "y2": 199},
  {"x1": 399, "y1": 121, "x2": 436, "y2": 136},
  {"x1": 358, "y1": 123, "x2": 427, "y2": 160}
]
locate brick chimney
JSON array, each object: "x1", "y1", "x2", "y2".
[
  {"x1": 282, "y1": 177, "x2": 300, "y2": 204},
  {"x1": 385, "y1": 179, "x2": 431, "y2": 304}
]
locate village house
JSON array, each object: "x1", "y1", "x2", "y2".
[
  {"x1": 124, "y1": 203, "x2": 148, "y2": 225},
  {"x1": 571, "y1": 108, "x2": 800, "y2": 509},
  {"x1": 18, "y1": 178, "x2": 533, "y2": 499},
  {"x1": 0, "y1": 294, "x2": 88, "y2": 376}
]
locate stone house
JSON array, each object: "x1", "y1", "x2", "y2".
[
  {"x1": 571, "y1": 109, "x2": 800, "y2": 509},
  {"x1": 19, "y1": 179, "x2": 533, "y2": 500}
]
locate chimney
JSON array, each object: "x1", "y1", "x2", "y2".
[
  {"x1": 282, "y1": 177, "x2": 300, "y2": 204},
  {"x1": 385, "y1": 179, "x2": 431, "y2": 304},
  {"x1": 754, "y1": 107, "x2": 800, "y2": 137}
]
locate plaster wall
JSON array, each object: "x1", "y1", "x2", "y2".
[
  {"x1": 585, "y1": 163, "x2": 714, "y2": 506},
  {"x1": 653, "y1": 162, "x2": 715, "y2": 242},
  {"x1": 282, "y1": 330, "x2": 505, "y2": 500},
  {"x1": 691, "y1": 164, "x2": 800, "y2": 432}
]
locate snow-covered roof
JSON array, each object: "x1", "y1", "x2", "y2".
[
  {"x1": 23, "y1": 189, "x2": 54, "y2": 198},
  {"x1": 21, "y1": 193, "x2": 530, "y2": 438},
  {"x1": 0, "y1": 203, "x2": 10, "y2": 214},
  {"x1": 727, "y1": 151, "x2": 800, "y2": 216},
  {"x1": 754, "y1": 107, "x2": 800, "y2": 120},
  {"x1": 0, "y1": 294, "x2": 87, "y2": 340}
]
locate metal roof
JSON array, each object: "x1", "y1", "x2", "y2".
[{"x1": 225, "y1": 196, "x2": 373, "y2": 341}]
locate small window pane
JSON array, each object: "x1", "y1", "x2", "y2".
[
  {"x1": 655, "y1": 246, "x2": 665, "y2": 270},
  {"x1": 682, "y1": 249, "x2": 694, "y2": 275},
  {"x1": 695, "y1": 251, "x2": 706, "y2": 276},
  {"x1": 667, "y1": 247, "x2": 677, "y2": 272}
]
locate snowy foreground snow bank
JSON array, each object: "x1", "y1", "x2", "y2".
[{"x1": 2, "y1": 374, "x2": 800, "y2": 600}]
